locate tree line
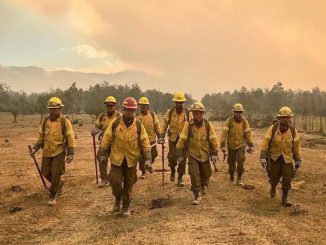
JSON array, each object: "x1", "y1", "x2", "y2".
[
  {"x1": 0, "y1": 82, "x2": 194, "y2": 123},
  {"x1": 1, "y1": 81, "x2": 326, "y2": 131},
  {"x1": 202, "y1": 82, "x2": 326, "y2": 131}
]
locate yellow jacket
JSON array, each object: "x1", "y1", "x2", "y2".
[
  {"x1": 162, "y1": 108, "x2": 191, "y2": 142},
  {"x1": 95, "y1": 110, "x2": 121, "y2": 131},
  {"x1": 176, "y1": 120, "x2": 219, "y2": 162},
  {"x1": 100, "y1": 117, "x2": 151, "y2": 167},
  {"x1": 136, "y1": 111, "x2": 161, "y2": 143},
  {"x1": 36, "y1": 115, "x2": 75, "y2": 157},
  {"x1": 220, "y1": 117, "x2": 253, "y2": 150},
  {"x1": 260, "y1": 125, "x2": 301, "y2": 164}
]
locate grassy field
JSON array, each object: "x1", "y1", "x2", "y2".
[{"x1": 0, "y1": 113, "x2": 325, "y2": 244}]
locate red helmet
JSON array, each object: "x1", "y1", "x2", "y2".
[{"x1": 122, "y1": 97, "x2": 138, "y2": 109}]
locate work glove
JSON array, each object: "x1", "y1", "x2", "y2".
[
  {"x1": 30, "y1": 143, "x2": 42, "y2": 155},
  {"x1": 157, "y1": 137, "x2": 165, "y2": 144},
  {"x1": 66, "y1": 154, "x2": 73, "y2": 164},
  {"x1": 144, "y1": 160, "x2": 152, "y2": 170},
  {"x1": 210, "y1": 155, "x2": 219, "y2": 163},
  {"x1": 295, "y1": 160, "x2": 302, "y2": 169},
  {"x1": 97, "y1": 147, "x2": 110, "y2": 162},
  {"x1": 148, "y1": 165, "x2": 154, "y2": 174},
  {"x1": 260, "y1": 158, "x2": 267, "y2": 169},
  {"x1": 177, "y1": 156, "x2": 185, "y2": 163},
  {"x1": 66, "y1": 147, "x2": 74, "y2": 164},
  {"x1": 247, "y1": 146, "x2": 255, "y2": 154},
  {"x1": 221, "y1": 147, "x2": 228, "y2": 162},
  {"x1": 91, "y1": 128, "x2": 101, "y2": 136},
  {"x1": 99, "y1": 155, "x2": 107, "y2": 164}
]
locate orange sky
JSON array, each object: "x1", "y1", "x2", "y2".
[{"x1": 2, "y1": 0, "x2": 326, "y2": 97}]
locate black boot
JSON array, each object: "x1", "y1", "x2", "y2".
[
  {"x1": 192, "y1": 192, "x2": 201, "y2": 205},
  {"x1": 177, "y1": 174, "x2": 184, "y2": 187},
  {"x1": 270, "y1": 185, "x2": 276, "y2": 198},
  {"x1": 112, "y1": 198, "x2": 121, "y2": 214},
  {"x1": 229, "y1": 174, "x2": 234, "y2": 182},
  {"x1": 140, "y1": 170, "x2": 146, "y2": 179},
  {"x1": 236, "y1": 174, "x2": 243, "y2": 185},
  {"x1": 282, "y1": 192, "x2": 292, "y2": 207},
  {"x1": 170, "y1": 168, "x2": 176, "y2": 182},
  {"x1": 122, "y1": 200, "x2": 131, "y2": 217},
  {"x1": 201, "y1": 185, "x2": 207, "y2": 195}
]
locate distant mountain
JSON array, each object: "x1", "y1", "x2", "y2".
[{"x1": 0, "y1": 65, "x2": 162, "y2": 93}]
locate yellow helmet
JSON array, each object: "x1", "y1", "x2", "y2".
[
  {"x1": 138, "y1": 96, "x2": 150, "y2": 105},
  {"x1": 232, "y1": 103, "x2": 245, "y2": 112},
  {"x1": 277, "y1": 106, "x2": 294, "y2": 117},
  {"x1": 47, "y1": 97, "x2": 64, "y2": 108},
  {"x1": 172, "y1": 92, "x2": 187, "y2": 102},
  {"x1": 190, "y1": 102, "x2": 205, "y2": 112},
  {"x1": 104, "y1": 96, "x2": 117, "y2": 104}
]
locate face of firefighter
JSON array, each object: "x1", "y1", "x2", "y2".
[
  {"x1": 49, "y1": 108, "x2": 61, "y2": 120},
  {"x1": 106, "y1": 103, "x2": 116, "y2": 115},
  {"x1": 123, "y1": 107, "x2": 136, "y2": 120},
  {"x1": 140, "y1": 104, "x2": 149, "y2": 114},
  {"x1": 233, "y1": 111, "x2": 243, "y2": 121},
  {"x1": 193, "y1": 111, "x2": 204, "y2": 124},
  {"x1": 175, "y1": 102, "x2": 184, "y2": 113}
]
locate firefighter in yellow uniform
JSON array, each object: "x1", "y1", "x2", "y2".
[
  {"x1": 260, "y1": 106, "x2": 302, "y2": 207},
  {"x1": 176, "y1": 102, "x2": 219, "y2": 205},
  {"x1": 31, "y1": 97, "x2": 75, "y2": 206},
  {"x1": 220, "y1": 103, "x2": 254, "y2": 185},
  {"x1": 136, "y1": 96, "x2": 164, "y2": 179},
  {"x1": 91, "y1": 96, "x2": 121, "y2": 187},
  {"x1": 99, "y1": 97, "x2": 152, "y2": 217},
  {"x1": 162, "y1": 92, "x2": 191, "y2": 187}
]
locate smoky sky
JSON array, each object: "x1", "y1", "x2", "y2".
[{"x1": 8, "y1": 0, "x2": 326, "y2": 97}]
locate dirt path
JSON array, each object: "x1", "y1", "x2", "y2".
[{"x1": 0, "y1": 114, "x2": 325, "y2": 244}]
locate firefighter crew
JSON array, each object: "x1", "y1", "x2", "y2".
[
  {"x1": 220, "y1": 103, "x2": 254, "y2": 185},
  {"x1": 162, "y1": 92, "x2": 191, "y2": 187},
  {"x1": 98, "y1": 97, "x2": 152, "y2": 217},
  {"x1": 30, "y1": 97, "x2": 75, "y2": 206},
  {"x1": 91, "y1": 96, "x2": 121, "y2": 187},
  {"x1": 136, "y1": 96, "x2": 164, "y2": 179},
  {"x1": 176, "y1": 102, "x2": 219, "y2": 205},
  {"x1": 260, "y1": 106, "x2": 302, "y2": 207}
]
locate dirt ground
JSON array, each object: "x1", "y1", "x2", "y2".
[{"x1": 0, "y1": 113, "x2": 325, "y2": 245}]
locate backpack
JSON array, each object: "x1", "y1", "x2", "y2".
[
  {"x1": 188, "y1": 119, "x2": 210, "y2": 141},
  {"x1": 268, "y1": 121, "x2": 296, "y2": 150},
  {"x1": 167, "y1": 107, "x2": 190, "y2": 125},
  {"x1": 228, "y1": 117, "x2": 246, "y2": 131},
  {"x1": 186, "y1": 119, "x2": 216, "y2": 155},
  {"x1": 111, "y1": 116, "x2": 145, "y2": 155},
  {"x1": 136, "y1": 111, "x2": 155, "y2": 123},
  {"x1": 99, "y1": 111, "x2": 122, "y2": 123},
  {"x1": 111, "y1": 116, "x2": 142, "y2": 137},
  {"x1": 41, "y1": 115, "x2": 69, "y2": 149}
]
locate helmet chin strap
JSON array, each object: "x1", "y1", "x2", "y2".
[
  {"x1": 49, "y1": 113, "x2": 60, "y2": 121},
  {"x1": 194, "y1": 118, "x2": 203, "y2": 126},
  {"x1": 279, "y1": 122, "x2": 289, "y2": 133},
  {"x1": 234, "y1": 115, "x2": 242, "y2": 122},
  {"x1": 107, "y1": 110, "x2": 115, "y2": 116},
  {"x1": 176, "y1": 106, "x2": 183, "y2": 113},
  {"x1": 123, "y1": 114, "x2": 134, "y2": 128}
]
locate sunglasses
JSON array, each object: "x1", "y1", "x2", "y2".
[{"x1": 106, "y1": 104, "x2": 115, "y2": 107}]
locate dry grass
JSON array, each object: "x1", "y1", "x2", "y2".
[{"x1": 0, "y1": 113, "x2": 325, "y2": 244}]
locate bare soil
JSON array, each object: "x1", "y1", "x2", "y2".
[{"x1": 0, "y1": 113, "x2": 325, "y2": 244}]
